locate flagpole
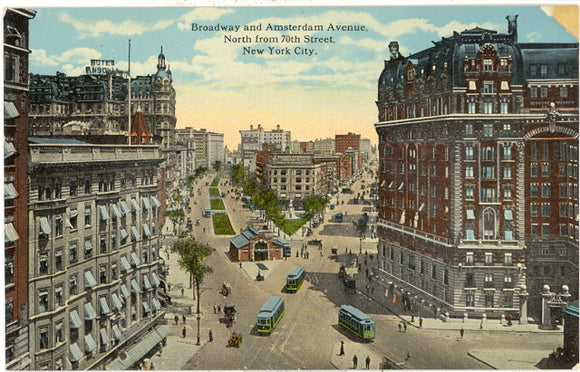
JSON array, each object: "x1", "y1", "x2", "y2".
[{"x1": 127, "y1": 39, "x2": 131, "y2": 144}]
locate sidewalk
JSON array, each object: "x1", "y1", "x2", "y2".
[
  {"x1": 148, "y1": 331, "x2": 205, "y2": 370},
  {"x1": 329, "y1": 340, "x2": 398, "y2": 370}
]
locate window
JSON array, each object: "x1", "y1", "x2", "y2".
[
  {"x1": 542, "y1": 224, "x2": 551, "y2": 236},
  {"x1": 100, "y1": 236, "x2": 107, "y2": 254},
  {"x1": 481, "y1": 188, "x2": 496, "y2": 202},
  {"x1": 55, "y1": 285, "x2": 63, "y2": 307},
  {"x1": 504, "y1": 253, "x2": 512, "y2": 266},
  {"x1": 539, "y1": 64, "x2": 548, "y2": 78},
  {"x1": 503, "y1": 185, "x2": 512, "y2": 200},
  {"x1": 465, "y1": 292, "x2": 475, "y2": 307},
  {"x1": 500, "y1": 102, "x2": 509, "y2": 113},
  {"x1": 483, "y1": 81, "x2": 493, "y2": 93},
  {"x1": 39, "y1": 327, "x2": 49, "y2": 350},
  {"x1": 503, "y1": 166, "x2": 512, "y2": 179},
  {"x1": 465, "y1": 166, "x2": 474, "y2": 178},
  {"x1": 483, "y1": 102, "x2": 493, "y2": 114},
  {"x1": 483, "y1": 124, "x2": 494, "y2": 137},
  {"x1": 400, "y1": 252, "x2": 404, "y2": 265},
  {"x1": 558, "y1": 63, "x2": 567, "y2": 75},
  {"x1": 530, "y1": 86, "x2": 538, "y2": 97},
  {"x1": 39, "y1": 290, "x2": 49, "y2": 313},
  {"x1": 529, "y1": 64, "x2": 537, "y2": 78},
  {"x1": 485, "y1": 252, "x2": 493, "y2": 265},
  {"x1": 70, "y1": 211, "x2": 78, "y2": 230},
  {"x1": 542, "y1": 183, "x2": 551, "y2": 198},
  {"x1": 85, "y1": 180, "x2": 91, "y2": 194},
  {"x1": 69, "y1": 243, "x2": 78, "y2": 264},
  {"x1": 542, "y1": 203, "x2": 551, "y2": 217},
  {"x1": 69, "y1": 275, "x2": 77, "y2": 296},
  {"x1": 530, "y1": 204, "x2": 538, "y2": 217},
  {"x1": 482, "y1": 166, "x2": 495, "y2": 179},
  {"x1": 540, "y1": 86, "x2": 548, "y2": 97},
  {"x1": 99, "y1": 266, "x2": 107, "y2": 284},
  {"x1": 483, "y1": 59, "x2": 493, "y2": 71},
  {"x1": 504, "y1": 292, "x2": 513, "y2": 307},
  {"x1": 542, "y1": 163, "x2": 551, "y2": 177},
  {"x1": 39, "y1": 255, "x2": 48, "y2": 276},
  {"x1": 55, "y1": 323, "x2": 64, "y2": 344},
  {"x1": 465, "y1": 272, "x2": 475, "y2": 287},
  {"x1": 70, "y1": 181, "x2": 77, "y2": 197},
  {"x1": 560, "y1": 86, "x2": 568, "y2": 98},
  {"x1": 408, "y1": 255, "x2": 415, "y2": 270},
  {"x1": 443, "y1": 269, "x2": 448, "y2": 285},
  {"x1": 84, "y1": 239, "x2": 93, "y2": 259},
  {"x1": 466, "y1": 185, "x2": 474, "y2": 199},
  {"x1": 465, "y1": 146, "x2": 474, "y2": 160},
  {"x1": 544, "y1": 265, "x2": 552, "y2": 275},
  {"x1": 468, "y1": 102, "x2": 476, "y2": 114},
  {"x1": 466, "y1": 252, "x2": 474, "y2": 265},
  {"x1": 55, "y1": 216, "x2": 63, "y2": 237},
  {"x1": 530, "y1": 183, "x2": 538, "y2": 198},
  {"x1": 432, "y1": 264, "x2": 437, "y2": 279},
  {"x1": 465, "y1": 123, "x2": 473, "y2": 135}
]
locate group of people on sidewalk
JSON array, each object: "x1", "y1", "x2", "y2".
[{"x1": 338, "y1": 341, "x2": 373, "y2": 369}]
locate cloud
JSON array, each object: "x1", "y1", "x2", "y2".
[
  {"x1": 30, "y1": 47, "x2": 102, "y2": 70},
  {"x1": 526, "y1": 32, "x2": 542, "y2": 42},
  {"x1": 176, "y1": 8, "x2": 235, "y2": 31},
  {"x1": 58, "y1": 12, "x2": 175, "y2": 37}
]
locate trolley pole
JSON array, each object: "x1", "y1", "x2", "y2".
[{"x1": 196, "y1": 280, "x2": 201, "y2": 345}]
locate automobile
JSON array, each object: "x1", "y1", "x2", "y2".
[{"x1": 342, "y1": 188, "x2": 354, "y2": 194}]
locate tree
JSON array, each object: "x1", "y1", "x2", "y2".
[
  {"x1": 303, "y1": 194, "x2": 328, "y2": 219},
  {"x1": 166, "y1": 209, "x2": 185, "y2": 234},
  {"x1": 230, "y1": 163, "x2": 247, "y2": 186},
  {"x1": 171, "y1": 237, "x2": 214, "y2": 345},
  {"x1": 212, "y1": 161, "x2": 222, "y2": 172}
]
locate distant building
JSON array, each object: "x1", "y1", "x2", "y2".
[
  {"x1": 239, "y1": 124, "x2": 291, "y2": 171},
  {"x1": 313, "y1": 137, "x2": 335, "y2": 156},
  {"x1": 4, "y1": 7, "x2": 36, "y2": 370},
  {"x1": 175, "y1": 127, "x2": 225, "y2": 170},
  {"x1": 375, "y1": 16, "x2": 578, "y2": 319},
  {"x1": 263, "y1": 153, "x2": 330, "y2": 202},
  {"x1": 335, "y1": 132, "x2": 360, "y2": 154}
]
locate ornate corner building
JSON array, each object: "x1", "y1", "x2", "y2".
[{"x1": 374, "y1": 16, "x2": 578, "y2": 320}]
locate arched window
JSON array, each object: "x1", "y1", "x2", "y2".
[{"x1": 482, "y1": 208, "x2": 497, "y2": 240}]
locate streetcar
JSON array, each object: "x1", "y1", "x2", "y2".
[
  {"x1": 286, "y1": 266, "x2": 305, "y2": 292},
  {"x1": 338, "y1": 304, "x2": 375, "y2": 340},
  {"x1": 256, "y1": 295, "x2": 285, "y2": 334}
]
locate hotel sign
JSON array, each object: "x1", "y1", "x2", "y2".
[{"x1": 85, "y1": 59, "x2": 119, "y2": 75}]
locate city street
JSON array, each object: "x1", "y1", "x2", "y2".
[{"x1": 161, "y1": 171, "x2": 562, "y2": 370}]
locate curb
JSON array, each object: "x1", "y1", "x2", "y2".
[{"x1": 467, "y1": 351, "x2": 498, "y2": 370}]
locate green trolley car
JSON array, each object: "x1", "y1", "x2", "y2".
[
  {"x1": 286, "y1": 266, "x2": 306, "y2": 292},
  {"x1": 338, "y1": 305, "x2": 375, "y2": 340},
  {"x1": 257, "y1": 295, "x2": 285, "y2": 334}
]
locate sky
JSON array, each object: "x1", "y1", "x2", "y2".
[{"x1": 21, "y1": 2, "x2": 578, "y2": 149}]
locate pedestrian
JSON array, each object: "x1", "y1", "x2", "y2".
[
  {"x1": 182, "y1": 326, "x2": 186, "y2": 338},
  {"x1": 365, "y1": 356, "x2": 371, "y2": 369},
  {"x1": 405, "y1": 351, "x2": 410, "y2": 361},
  {"x1": 419, "y1": 317, "x2": 423, "y2": 328},
  {"x1": 366, "y1": 268, "x2": 369, "y2": 278},
  {"x1": 480, "y1": 319, "x2": 483, "y2": 329},
  {"x1": 460, "y1": 327, "x2": 464, "y2": 338},
  {"x1": 398, "y1": 322, "x2": 402, "y2": 332},
  {"x1": 174, "y1": 315, "x2": 179, "y2": 325},
  {"x1": 182, "y1": 315, "x2": 186, "y2": 324},
  {"x1": 403, "y1": 321, "x2": 407, "y2": 333},
  {"x1": 168, "y1": 283, "x2": 171, "y2": 291},
  {"x1": 217, "y1": 304, "x2": 221, "y2": 313},
  {"x1": 239, "y1": 262, "x2": 242, "y2": 268},
  {"x1": 339, "y1": 340, "x2": 345, "y2": 356},
  {"x1": 214, "y1": 303, "x2": 217, "y2": 314},
  {"x1": 353, "y1": 355, "x2": 358, "y2": 369},
  {"x1": 181, "y1": 288, "x2": 184, "y2": 296},
  {"x1": 209, "y1": 329, "x2": 213, "y2": 342},
  {"x1": 371, "y1": 286, "x2": 374, "y2": 295}
]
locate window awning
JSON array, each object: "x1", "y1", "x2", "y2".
[
  {"x1": 151, "y1": 272, "x2": 161, "y2": 287},
  {"x1": 111, "y1": 204, "x2": 123, "y2": 218},
  {"x1": 85, "y1": 208, "x2": 92, "y2": 216},
  {"x1": 388, "y1": 181, "x2": 394, "y2": 190},
  {"x1": 84, "y1": 333, "x2": 97, "y2": 353},
  {"x1": 99, "y1": 206, "x2": 109, "y2": 220},
  {"x1": 152, "y1": 298, "x2": 162, "y2": 311},
  {"x1": 142, "y1": 197, "x2": 151, "y2": 210},
  {"x1": 120, "y1": 228, "x2": 129, "y2": 241},
  {"x1": 5, "y1": 223, "x2": 19, "y2": 243},
  {"x1": 100, "y1": 328, "x2": 109, "y2": 345},
  {"x1": 40, "y1": 217, "x2": 52, "y2": 235},
  {"x1": 120, "y1": 284, "x2": 130, "y2": 299},
  {"x1": 4, "y1": 183, "x2": 17, "y2": 199},
  {"x1": 111, "y1": 293, "x2": 123, "y2": 311},
  {"x1": 151, "y1": 196, "x2": 162, "y2": 208},
  {"x1": 504, "y1": 209, "x2": 513, "y2": 221},
  {"x1": 112, "y1": 324, "x2": 123, "y2": 341},
  {"x1": 143, "y1": 275, "x2": 152, "y2": 290},
  {"x1": 466, "y1": 209, "x2": 475, "y2": 220},
  {"x1": 131, "y1": 199, "x2": 141, "y2": 212},
  {"x1": 142, "y1": 223, "x2": 152, "y2": 237},
  {"x1": 84, "y1": 302, "x2": 97, "y2": 320},
  {"x1": 69, "y1": 342, "x2": 84, "y2": 363},
  {"x1": 380, "y1": 180, "x2": 386, "y2": 188},
  {"x1": 4, "y1": 101, "x2": 20, "y2": 119},
  {"x1": 84, "y1": 240, "x2": 93, "y2": 251},
  {"x1": 398, "y1": 182, "x2": 404, "y2": 191},
  {"x1": 131, "y1": 252, "x2": 141, "y2": 267},
  {"x1": 4, "y1": 140, "x2": 16, "y2": 159},
  {"x1": 84, "y1": 271, "x2": 97, "y2": 289},
  {"x1": 131, "y1": 278, "x2": 141, "y2": 293},
  {"x1": 70, "y1": 310, "x2": 83, "y2": 329},
  {"x1": 119, "y1": 201, "x2": 130, "y2": 214},
  {"x1": 104, "y1": 326, "x2": 171, "y2": 371},
  {"x1": 142, "y1": 302, "x2": 150, "y2": 313},
  {"x1": 100, "y1": 297, "x2": 111, "y2": 315},
  {"x1": 131, "y1": 226, "x2": 139, "y2": 240},
  {"x1": 120, "y1": 256, "x2": 131, "y2": 272},
  {"x1": 70, "y1": 210, "x2": 78, "y2": 218},
  {"x1": 418, "y1": 203, "x2": 425, "y2": 212}
]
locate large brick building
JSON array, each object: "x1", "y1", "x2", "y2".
[
  {"x1": 4, "y1": 8, "x2": 36, "y2": 369},
  {"x1": 374, "y1": 16, "x2": 578, "y2": 320}
]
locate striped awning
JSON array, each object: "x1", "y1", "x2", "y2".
[
  {"x1": 4, "y1": 183, "x2": 17, "y2": 199},
  {"x1": 69, "y1": 342, "x2": 83, "y2": 362},
  {"x1": 151, "y1": 272, "x2": 161, "y2": 287},
  {"x1": 120, "y1": 228, "x2": 129, "y2": 241},
  {"x1": 119, "y1": 200, "x2": 130, "y2": 214},
  {"x1": 130, "y1": 278, "x2": 141, "y2": 293},
  {"x1": 142, "y1": 223, "x2": 152, "y2": 237},
  {"x1": 142, "y1": 197, "x2": 151, "y2": 210},
  {"x1": 4, "y1": 223, "x2": 19, "y2": 243},
  {"x1": 104, "y1": 326, "x2": 171, "y2": 370},
  {"x1": 100, "y1": 297, "x2": 111, "y2": 315},
  {"x1": 4, "y1": 101, "x2": 20, "y2": 119},
  {"x1": 39, "y1": 217, "x2": 51, "y2": 235},
  {"x1": 130, "y1": 226, "x2": 139, "y2": 240},
  {"x1": 143, "y1": 275, "x2": 152, "y2": 290},
  {"x1": 100, "y1": 328, "x2": 109, "y2": 345},
  {"x1": 84, "y1": 271, "x2": 97, "y2": 289},
  {"x1": 84, "y1": 333, "x2": 97, "y2": 353},
  {"x1": 131, "y1": 251, "x2": 141, "y2": 267},
  {"x1": 142, "y1": 302, "x2": 150, "y2": 313},
  {"x1": 152, "y1": 298, "x2": 162, "y2": 311},
  {"x1": 112, "y1": 324, "x2": 123, "y2": 341},
  {"x1": 69, "y1": 310, "x2": 83, "y2": 329},
  {"x1": 120, "y1": 284, "x2": 130, "y2": 299},
  {"x1": 99, "y1": 206, "x2": 109, "y2": 220},
  {"x1": 111, "y1": 293, "x2": 123, "y2": 311},
  {"x1": 4, "y1": 141, "x2": 16, "y2": 158},
  {"x1": 151, "y1": 196, "x2": 162, "y2": 208},
  {"x1": 84, "y1": 302, "x2": 96, "y2": 320},
  {"x1": 111, "y1": 204, "x2": 123, "y2": 218},
  {"x1": 120, "y1": 256, "x2": 131, "y2": 272},
  {"x1": 131, "y1": 199, "x2": 141, "y2": 212}
]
